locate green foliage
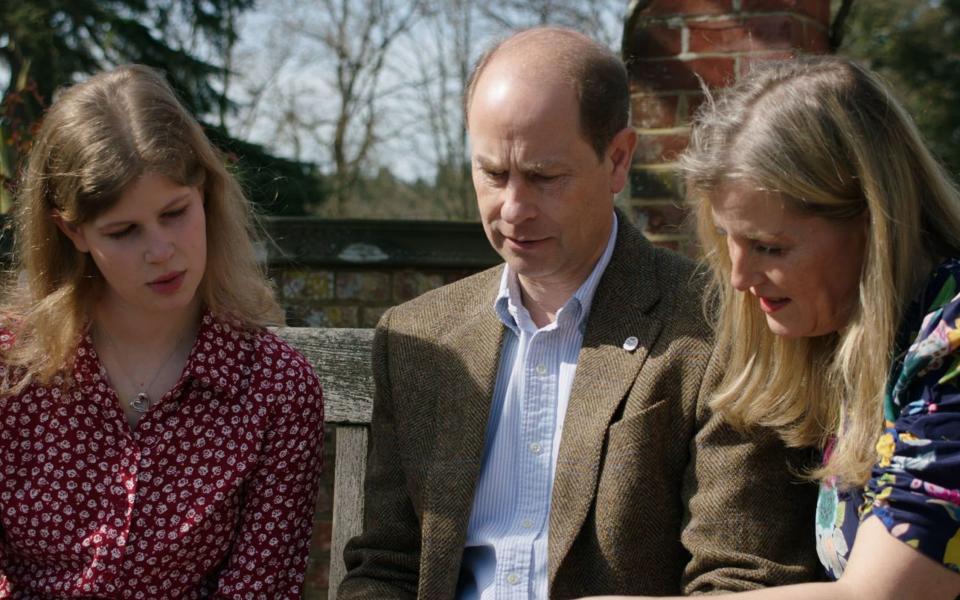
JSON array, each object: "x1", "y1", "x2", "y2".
[
  {"x1": 321, "y1": 166, "x2": 476, "y2": 221},
  {"x1": 839, "y1": 0, "x2": 960, "y2": 175},
  {"x1": 0, "y1": 0, "x2": 324, "y2": 215},
  {"x1": 205, "y1": 125, "x2": 327, "y2": 216}
]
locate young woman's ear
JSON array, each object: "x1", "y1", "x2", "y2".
[{"x1": 52, "y1": 213, "x2": 90, "y2": 253}]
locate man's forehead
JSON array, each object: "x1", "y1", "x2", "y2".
[
  {"x1": 470, "y1": 39, "x2": 579, "y2": 106},
  {"x1": 468, "y1": 68, "x2": 579, "y2": 129}
]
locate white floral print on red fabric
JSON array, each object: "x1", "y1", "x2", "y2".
[{"x1": 0, "y1": 311, "x2": 324, "y2": 599}]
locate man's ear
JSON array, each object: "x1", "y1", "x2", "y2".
[
  {"x1": 606, "y1": 127, "x2": 638, "y2": 195},
  {"x1": 52, "y1": 213, "x2": 90, "y2": 253}
]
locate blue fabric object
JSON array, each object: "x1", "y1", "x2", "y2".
[
  {"x1": 457, "y1": 215, "x2": 618, "y2": 600},
  {"x1": 816, "y1": 258, "x2": 960, "y2": 578}
]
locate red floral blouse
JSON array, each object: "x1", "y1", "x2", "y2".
[{"x1": 0, "y1": 312, "x2": 324, "y2": 598}]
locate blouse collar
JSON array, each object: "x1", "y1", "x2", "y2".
[{"x1": 72, "y1": 309, "x2": 257, "y2": 399}]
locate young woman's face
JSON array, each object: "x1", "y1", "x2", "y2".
[
  {"x1": 59, "y1": 172, "x2": 207, "y2": 320},
  {"x1": 711, "y1": 181, "x2": 867, "y2": 338}
]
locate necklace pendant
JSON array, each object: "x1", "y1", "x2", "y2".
[{"x1": 131, "y1": 392, "x2": 150, "y2": 413}]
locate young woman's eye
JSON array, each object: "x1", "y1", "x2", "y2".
[
  {"x1": 106, "y1": 226, "x2": 134, "y2": 240},
  {"x1": 163, "y1": 206, "x2": 188, "y2": 219}
]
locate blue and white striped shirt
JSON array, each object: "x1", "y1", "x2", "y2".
[{"x1": 457, "y1": 214, "x2": 618, "y2": 600}]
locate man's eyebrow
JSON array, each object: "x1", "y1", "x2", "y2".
[
  {"x1": 473, "y1": 155, "x2": 568, "y2": 172},
  {"x1": 520, "y1": 159, "x2": 565, "y2": 172},
  {"x1": 473, "y1": 155, "x2": 501, "y2": 169}
]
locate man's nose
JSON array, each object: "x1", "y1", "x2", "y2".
[
  {"x1": 499, "y1": 175, "x2": 537, "y2": 223},
  {"x1": 728, "y1": 242, "x2": 760, "y2": 292},
  {"x1": 144, "y1": 230, "x2": 175, "y2": 263}
]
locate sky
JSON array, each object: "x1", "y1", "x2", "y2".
[{"x1": 226, "y1": 1, "x2": 624, "y2": 182}]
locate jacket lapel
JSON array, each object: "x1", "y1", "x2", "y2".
[
  {"x1": 418, "y1": 269, "x2": 506, "y2": 596},
  {"x1": 548, "y1": 217, "x2": 665, "y2": 584}
]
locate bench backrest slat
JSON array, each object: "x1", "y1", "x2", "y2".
[
  {"x1": 275, "y1": 327, "x2": 375, "y2": 599},
  {"x1": 278, "y1": 327, "x2": 375, "y2": 424}
]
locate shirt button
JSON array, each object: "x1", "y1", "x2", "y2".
[
  {"x1": 506, "y1": 573, "x2": 521, "y2": 585},
  {"x1": 529, "y1": 442, "x2": 543, "y2": 454},
  {"x1": 536, "y1": 363, "x2": 547, "y2": 376},
  {"x1": 521, "y1": 519, "x2": 534, "y2": 529}
]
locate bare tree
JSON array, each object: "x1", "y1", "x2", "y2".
[
  {"x1": 227, "y1": 0, "x2": 624, "y2": 219},
  {"x1": 396, "y1": 0, "x2": 479, "y2": 219},
  {"x1": 479, "y1": 0, "x2": 625, "y2": 47},
  {"x1": 302, "y1": 0, "x2": 424, "y2": 215},
  {"x1": 226, "y1": 11, "x2": 298, "y2": 147},
  {"x1": 394, "y1": 0, "x2": 625, "y2": 219},
  {"x1": 233, "y1": 0, "x2": 422, "y2": 216}
]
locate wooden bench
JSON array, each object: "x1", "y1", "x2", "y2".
[{"x1": 277, "y1": 327, "x2": 375, "y2": 600}]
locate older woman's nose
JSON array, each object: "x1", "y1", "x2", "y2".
[{"x1": 728, "y1": 242, "x2": 760, "y2": 292}]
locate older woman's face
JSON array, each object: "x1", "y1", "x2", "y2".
[{"x1": 712, "y1": 181, "x2": 867, "y2": 338}]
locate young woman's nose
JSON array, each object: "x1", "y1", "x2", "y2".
[{"x1": 144, "y1": 231, "x2": 175, "y2": 263}]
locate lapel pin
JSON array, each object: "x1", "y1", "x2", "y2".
[{"x1": 622, "y1": 336, "x2": 639, "y2": 352}]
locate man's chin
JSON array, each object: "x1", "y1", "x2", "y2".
[{"x1": 504, "y1": 259, "x2": 556, "y2": 283}]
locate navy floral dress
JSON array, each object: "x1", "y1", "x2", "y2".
[{"x1": 816, "y1": 258, "x2": 960, "y2": 578}]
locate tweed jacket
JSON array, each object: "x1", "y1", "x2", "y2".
[{"x1": 339, "y1": 215, "x2": 818, "y2": 599}]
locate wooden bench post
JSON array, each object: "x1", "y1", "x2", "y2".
[{"x1": 277, "y1": 327, "x2": 375, "y2": 600}]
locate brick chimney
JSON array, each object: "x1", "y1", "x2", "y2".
[{"x1": 623, "y1": 0, "x2": 832, "y2": 254}]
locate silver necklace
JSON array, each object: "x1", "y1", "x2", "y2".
[{"x1": 98, "y1": 328, "x2": 192, "y2": 414}]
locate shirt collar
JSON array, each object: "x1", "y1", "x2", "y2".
[
  {"x1": 73, "y1": 308, "x2": 254, "y2": 398},
  {"x1": 186, "y1": 310, "x2": 255, "y2": 397},
  {"x1": 495, "y1": 212, "x2": 618, "y2": 335}
]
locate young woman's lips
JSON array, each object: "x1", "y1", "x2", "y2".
[
  {"x1": 148, "y1": 271, "x2": 186, "y2": 295},
  {"x1": 759, "y1": 296, "x2": 790, "y2": 314}
]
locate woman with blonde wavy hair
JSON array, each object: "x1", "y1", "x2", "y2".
[
  {"x1": 583, "y1": 56, "x2": 960, "y2": 599},
  {"x1": 0, "y1": 65, "x2": 324, "y2": 597}
]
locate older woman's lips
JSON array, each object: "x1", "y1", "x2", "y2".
[{"x1": 759, "y1": 297, "x2": 790, "y2": 313}]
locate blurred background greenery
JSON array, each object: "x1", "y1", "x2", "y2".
[{"x1": 839, "y1": 0, "x2": 960, "y2": 176}]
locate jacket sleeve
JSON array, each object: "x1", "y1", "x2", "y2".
[
  {"x1": 339, "y1": 308, "x2": 420, "y2": 599},
  {"x1": 680, "y1": 344, "x2": 820, "y2": 594}
]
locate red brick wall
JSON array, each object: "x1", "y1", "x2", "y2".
[{"x1": 624, "y1": 0, "x2": 831, "y2": 255}]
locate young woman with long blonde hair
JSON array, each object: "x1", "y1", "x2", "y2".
[{"x1": 0, "y1": 65, "x2": 324, "y2": 598}]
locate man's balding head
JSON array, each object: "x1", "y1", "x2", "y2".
[{"x1": 464, "y1": 27, "x2": 630, "y2": 160}]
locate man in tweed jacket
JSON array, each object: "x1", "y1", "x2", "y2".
[{"x1": 339, "y1": 27, "x2": 817, "y2": 599}]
